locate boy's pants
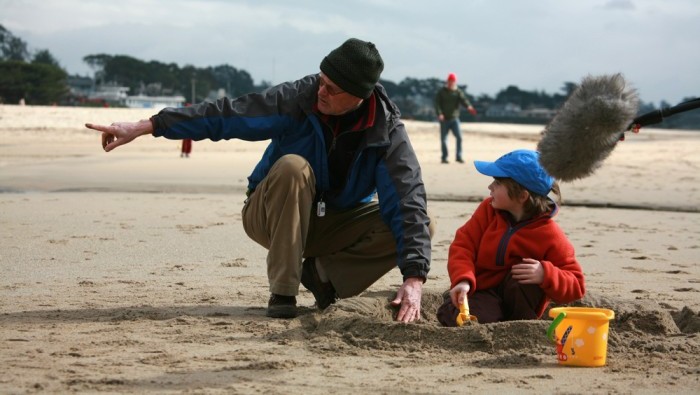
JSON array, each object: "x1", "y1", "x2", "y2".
[
  {"x1": 436, "y1": 273, "x2": 545, "y2": 325},
  {"x1": 242, "y1": 154, "x2": 433, "y2": 298}
]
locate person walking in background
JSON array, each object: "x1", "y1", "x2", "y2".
[
  {"x1": 434, "y1": 73, "x2": 477, "y2": 164},
  {"x1": 181, "y1": 138, "x2": 192, "y2": 157}
]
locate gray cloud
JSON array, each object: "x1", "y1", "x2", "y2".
[
  {"x1": 1, "y1": 0, "x2": 698, "y2": 104},
  {"x1": 604, "y1": 0, "x2": 636, "y2": 10}
]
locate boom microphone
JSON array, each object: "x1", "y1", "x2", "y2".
[{"x1": 537, "y1": 74, "x2": 639, "y2": 182}]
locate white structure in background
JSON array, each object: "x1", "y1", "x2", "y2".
[
  {"x1": 89, "y1": 83, "x2": 130, "y2": 102},
  {"x1": 125, "y1": 94, "x2": 186, "y2": 110},
  {"x1": 485, "y1": 103, "x2": 522, "y2": 117},
  {"x1": 520, "y1": 107, "x2": 558, "y2": 119}
]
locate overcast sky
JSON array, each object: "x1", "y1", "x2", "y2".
[{"x1": 2, "y1": 0, "x2": 698, "y2": 104}]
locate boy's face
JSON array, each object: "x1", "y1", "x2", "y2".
[{"x1": 488, "y1": 179, "x2": 522, "y2": 213}]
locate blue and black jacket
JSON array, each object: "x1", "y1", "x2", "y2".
[{"x1": 150, "y1": 74, "x2": 431, "y2": 281}]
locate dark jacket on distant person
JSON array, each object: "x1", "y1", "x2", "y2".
[{"x1": 434, "y1": 86, "x2": 472, "y2": 120}]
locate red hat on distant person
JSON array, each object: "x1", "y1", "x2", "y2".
[{"x1": 447, "y1": 73, "x2": 457, "y2": 82}]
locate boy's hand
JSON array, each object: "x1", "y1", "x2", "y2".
[
  {"x1": 449, "y1": 281, "x2": 471, "y2": 307},
  {"x1": 511, "y1": 258, "x2": 544, "y2": 285}
]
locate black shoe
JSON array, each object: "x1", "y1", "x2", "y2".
[
  {"x1": 441, "y1": 159, "x2": 449, "y2": 164},
  {"x1": 266, "y1": 294, "x2": 297, "y2": 318},
  {"x1": 456, "y1": 158, "x2": 464, "y2": 163},
  {"x1": 301, "y1": 258, "x2": 338, "y2": 309}
]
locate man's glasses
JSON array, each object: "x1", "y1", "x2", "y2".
[{"x1": 318, "y1": 73, "x2": 346, "y2": 96}]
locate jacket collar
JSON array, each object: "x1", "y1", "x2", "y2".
[
  {"x1": 312, "y1": 92, "x2": 377, "y2": 135},
  {"x1": 302, "y1": 74, "x2": 393, "y2": 147},
  {"x1": 497, "y1": 198, "x2": 559, "y2": 226}
]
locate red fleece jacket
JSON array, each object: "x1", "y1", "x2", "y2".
[{"x1": 448, "y1": 198, "x2": 585, "y2": 317}]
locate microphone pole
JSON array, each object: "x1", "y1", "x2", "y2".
[{"x1": 628, "y1": 98, "x2": 700, "y2": 132}]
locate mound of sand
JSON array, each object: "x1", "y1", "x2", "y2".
[{"x1": 285, "y1": 291, "x2": 699, "y2": 370}]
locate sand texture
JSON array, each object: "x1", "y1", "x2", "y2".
[{"x1": 1, "y1": 105, "x2": 699, "y2": 393}]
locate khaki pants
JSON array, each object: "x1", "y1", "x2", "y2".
[{"x1": 242, "y1": 154, "x2": 432, "y2": 297}]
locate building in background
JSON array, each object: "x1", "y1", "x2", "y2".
[{"x1": 125, "y1": 94, "x2": 186, "y2": 109}]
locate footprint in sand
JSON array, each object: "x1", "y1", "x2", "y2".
[
  {"x1": 671, "y1": 263, "x2": 690, "y2": 268},
  {"x1": 221, "y1": 258, "x2": 248, "y2": 268},
  {"x1": 622, "y1": 266, "x2": 655, "y2": 273},
  {"x1": 176, "y1": 224, "x2": 204, "y2": 234},
  {"x1": 665, "y1": 270, "x2": 690, "y2": 274}
]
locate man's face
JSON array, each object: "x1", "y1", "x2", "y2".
[
  {"x1": 447, "y1": 80, "x2": 457, "y2": 90},
  {"x1": 317, "y1": 73, "x2": 363, "y2": 115}
]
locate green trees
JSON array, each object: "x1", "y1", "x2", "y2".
[
  {"x1": 0, "y1": 25, "x2": 29, "y2": 61},
  {"x1": 0, "y1": 61, "x2": 67, "y2": 104},
  {"x1": 83, "y1": 54, "x2": 256, "y2": 103},
  {"x1": 0, "y1": 24, "x2": 67, "y2": 104}
]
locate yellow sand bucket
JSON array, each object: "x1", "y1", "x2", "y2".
[{"x1": 547, "y1": 307, "x2": 615, "y2": 367}]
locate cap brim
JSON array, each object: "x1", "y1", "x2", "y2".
[{"x1": 474, "y1": 161, "x2": 509, "y2": 178}]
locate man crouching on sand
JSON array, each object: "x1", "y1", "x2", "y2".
[{"x1": 86, "y1": 38, "x2": 433, "y2": 322}]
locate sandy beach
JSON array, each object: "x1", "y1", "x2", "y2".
[{"x1": 1, "y1": 105, "x2": 699, "y2": 394}]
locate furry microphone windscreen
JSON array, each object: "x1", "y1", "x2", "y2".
[{"x1": 537, "y1": 74, "x2": 639, "y2": 182}]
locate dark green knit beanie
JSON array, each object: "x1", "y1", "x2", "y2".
[{"x1": 320, "y1": 38, "x2": 384, "y2": 99}]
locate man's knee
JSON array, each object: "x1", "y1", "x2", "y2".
[
  {"x1": 272, "y1": 154, "x2": 311, "y2": 176},
  {"x1": 269, "y1": 154, "x2": 315, "y2": 187}
]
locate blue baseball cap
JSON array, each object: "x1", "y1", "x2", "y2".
[{"x1": 473, "y1": 149, "x2": 554, "y2": 196}]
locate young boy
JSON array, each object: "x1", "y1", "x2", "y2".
[{"x1": 437, "y1": 149, "x2": 585, "y2": 325}]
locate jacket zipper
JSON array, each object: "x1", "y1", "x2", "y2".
[
  {"x1": 326, "y1": 129, "x2": 361, "y2": 187},
  {"x1": 495, "y1": 225, "x2": 516, "y2": 266},
  {"x1": 318, "y1": 115, "x2": 391, "y2": 206},
  {"x1": 317, "y1": 131, "x2": 345, "y2": 214},
  {"x1": 495, "y1": 216, "x2": 541, "y2": 266}
]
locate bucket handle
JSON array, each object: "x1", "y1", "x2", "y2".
[{"x1": 547, "y1": 312, "x2": 566, "y2": 342}]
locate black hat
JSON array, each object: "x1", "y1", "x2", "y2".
[{"x1": 320, "y1": 38, "x2": 384, "y2": 99}]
